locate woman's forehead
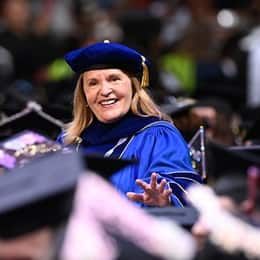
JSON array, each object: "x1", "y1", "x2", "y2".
[{"x1": 83, "y1": 68, "x2": 127, "y2": 78}]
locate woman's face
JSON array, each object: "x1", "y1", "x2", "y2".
[{"x1": 82, "y1": 69, "x2": 133, "y2": 123}]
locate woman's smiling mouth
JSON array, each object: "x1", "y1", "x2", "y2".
[{"x1": 99, "y1": 99, "x2": 118, "y2": 106}]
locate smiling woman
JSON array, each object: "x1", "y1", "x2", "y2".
[
  {"x1": 82, "y1": 69, "x2": 133, "y2": 124},
  {"x1": 57, "y1": 41, "x2": 202, "y2": 208}
]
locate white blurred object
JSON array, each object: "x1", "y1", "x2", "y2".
[
  {"x1": 187, "y1": 184, "x2": 260, "y2": 257},
  {"x1": 92, "y1": 11, "x2": 123, "y2": 43},
  {"x1": 240, "y1": 27, "x2": 260, "y2": 51},
  {"x1": 247, "y1": 47, "x2": 260, "y2": 108},
  {"x1": 160, "y1": 71, "x2": 182, "y2": 94},
  {"x1": 61, "y1": 173, "x2": 197, "y2": 260},
  {"x1": 240, "y1": 26, "x2": 260, "y2": 108},
  {"x1": 48, "y1": 0, "x2": 75, "y2": 37},
  {"x1": 158, "y1": 6, "x2": 191, "y2": 46},
  {"x1": 217, "y1": 9, "x2": 239, "y2": 28}
]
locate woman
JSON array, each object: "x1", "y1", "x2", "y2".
[{"x1": 58, "y1": 41, "x2": 202, "y2": 207}]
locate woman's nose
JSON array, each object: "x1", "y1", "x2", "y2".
[{"x1": 100, "y1": 82, "x2": 112, "y2": 96}]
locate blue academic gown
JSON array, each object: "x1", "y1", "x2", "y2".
[{"x1": 57, "y1": 114, "x2": 202, "y2": 207}]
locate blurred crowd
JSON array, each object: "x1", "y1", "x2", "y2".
[
  {"x1": 1, "y1": 0, "x2": 260, "y2": 141},
  {"x1": 0, "y1": 0, "x2": 260, "y2": 142},
  {"x1": 1, "y1": 0, "x2": 260, "y2": 259}
]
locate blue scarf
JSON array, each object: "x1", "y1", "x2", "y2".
[{"x1": 80, "y1": 113, "x2": 160, "y2": 157}]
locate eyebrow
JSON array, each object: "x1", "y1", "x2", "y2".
[{"x1": 87, "y1": 72, "x2": 123, "y2": 80}]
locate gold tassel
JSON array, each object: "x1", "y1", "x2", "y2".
[{"x1": 141, "y1": 55, "x2": 149, "y2": 88}]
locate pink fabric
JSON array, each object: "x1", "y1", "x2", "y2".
[{"x1": 61, "y1": 173, "x2": 196, "y2": 260}]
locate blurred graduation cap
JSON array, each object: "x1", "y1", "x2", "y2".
[
  {"x1": 0, "y1": 101, "x2": 64, "y2": 140},
  {"x1": 206, "y1": 141, "x2": 260, "y2": 180},
  {"x1": 82, "y1": 152, "x2": 137, "y2": 179},
  {"x1": 0, "y1": 126, "x2": 136, "y2": 176},
  {"x1": 0, "y1": 151, "x2": 83, "y2": 239},
  {"x1": 160, "y1": 96, "x2": 197, "y2": 117},
  {"x1": 205, "y1": 143, "x2": 260, "y2": 218},
  {"x1": 161, "y1": 96, "x2": 203, "y2": 142},
  {"x1": 0, "y1": 149, "x2": 136, "y2": 239},
  {"x1": 145, "y1": 206, "x2": 199, "y2": 230},
  {"x1": 0, "y1": 130, "x2": 61, "y2": 172}
]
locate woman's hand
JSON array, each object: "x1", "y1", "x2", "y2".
[{"x1": 126, "y1": 172, "x2": 172, "y2": 207}]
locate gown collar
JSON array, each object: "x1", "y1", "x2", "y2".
[{"x1": 81, "y1": 113, "x2": 160, "y2": 145}]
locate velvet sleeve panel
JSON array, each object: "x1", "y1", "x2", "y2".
[{"x1": 116, "y1": 121, "x2": 202, "y2": 207}]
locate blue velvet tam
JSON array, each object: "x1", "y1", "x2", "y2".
[{"x1": 64, "y1": 41, "x2": 150, "y2": 87}]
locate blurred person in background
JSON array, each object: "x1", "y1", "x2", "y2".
[
  {"x1": 0, "y1": 0, "x2": 58, "y2": 82},
  {"x1": 0, "y1": 0, "x2": 68, "y2": 111},
  {"x1": 160, "y1": 96, "x2": 203, "y2": 142},
  {"x1": 191, "y1": 97, "x2": 240, "y2": 146}
]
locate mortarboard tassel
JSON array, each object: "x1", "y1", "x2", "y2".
[{"x1": 141, "y1": 55, "x2": 149, "y2": 88}]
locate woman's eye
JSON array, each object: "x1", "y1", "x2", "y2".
[
  {"x1": 110, "y1": 76, "x2": 120, "y2": 82},
  {"x1": 88, "y1": 80, "x2": 97, "y2": 87}
]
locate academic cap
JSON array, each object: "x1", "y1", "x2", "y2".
[
  {"x1": 160, "y1": 96, "x2": 197, "y2": 116},
  {"x1": 0, "y1": 127, "x2": 135, "y2": 175},
  {"x1": 0, "y1": 109, "x2": 63, "y2": 141},
  {"x1": 206, "y1": 141, "x2": 260, "y2": 180},
  {"x1": 0, "y1": 150, "x2": 134, "y2": 238},
  {"x1": 192, "y1": 97, "x2": 234, "y2": 116},
  {"x1": 64, "y1": 41, "x2": 150, "y2": 87},
  {"x1": 0, "y1": 151, "x2": 83, "y2": 239},
  {"x1": 0, "y1": 130, "x2": 61, "y2": 172},
  {"x1": 83, "y1": 152, "x2": 137, "y2": 179}
]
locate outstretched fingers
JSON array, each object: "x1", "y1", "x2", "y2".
[
  {"x1": 150, "y1": 172, "x2": 158, "y2": 189},
  {"x1": 126, "y1": 192, "x2": 144, "y2": 202},
  {"x1": 128, "y1": 173, "x2": 173, "y2": 206},
  {"x1": 158, "y1": 178, "x2": 167, "y2": 193},
  {"x1": 135, "y1": 179, "x2": 150, "y2": 191}
]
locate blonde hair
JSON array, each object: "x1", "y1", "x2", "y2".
[{"x1": 63, "y1": 74, "x2": 172, "y2": 144}]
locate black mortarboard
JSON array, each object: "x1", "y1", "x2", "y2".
[
  {"x1": 0, "y1": 151, "x2": 83, "y2": 239},
  {"x1": 64, "y1": 41, "x2": 150, "y2": 88},
  {"x1": 0, "y1": 127, "x2": 135, "y2": 176},
  {"x1": 206, "y1": 141, "x2": 260, "y2": 180},
  {"x1": 0, "y1": 130, "x2": 61, "y2": 172},
  {"x1": 204, "y1": 143, "x2": 260, "y2": 215},
  {"x1": 192, "y1": 97, "x2": 234, "y2": 117},
  {"x1": 83, "y1": 152, "x2": 137, "y2": 179},
  {"x1": 160, "y1": 96, "x2": 203, "y2": 142},
  {"x1": 145, "y1": 206, "x2": 199, "y2": 230},
  {"x1": 0, "y1": 149, "x2": 135, "y2": 239},
  {"x1": 0, "y1": 101, "x2": 64, "y2": 140},
  {"x1": 160, "y1": 96, "x2": 197, "y2": 117}
]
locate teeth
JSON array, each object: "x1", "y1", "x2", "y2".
[{"x1": 100, "y1": 99, "x2": 116, "y2": 105}]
